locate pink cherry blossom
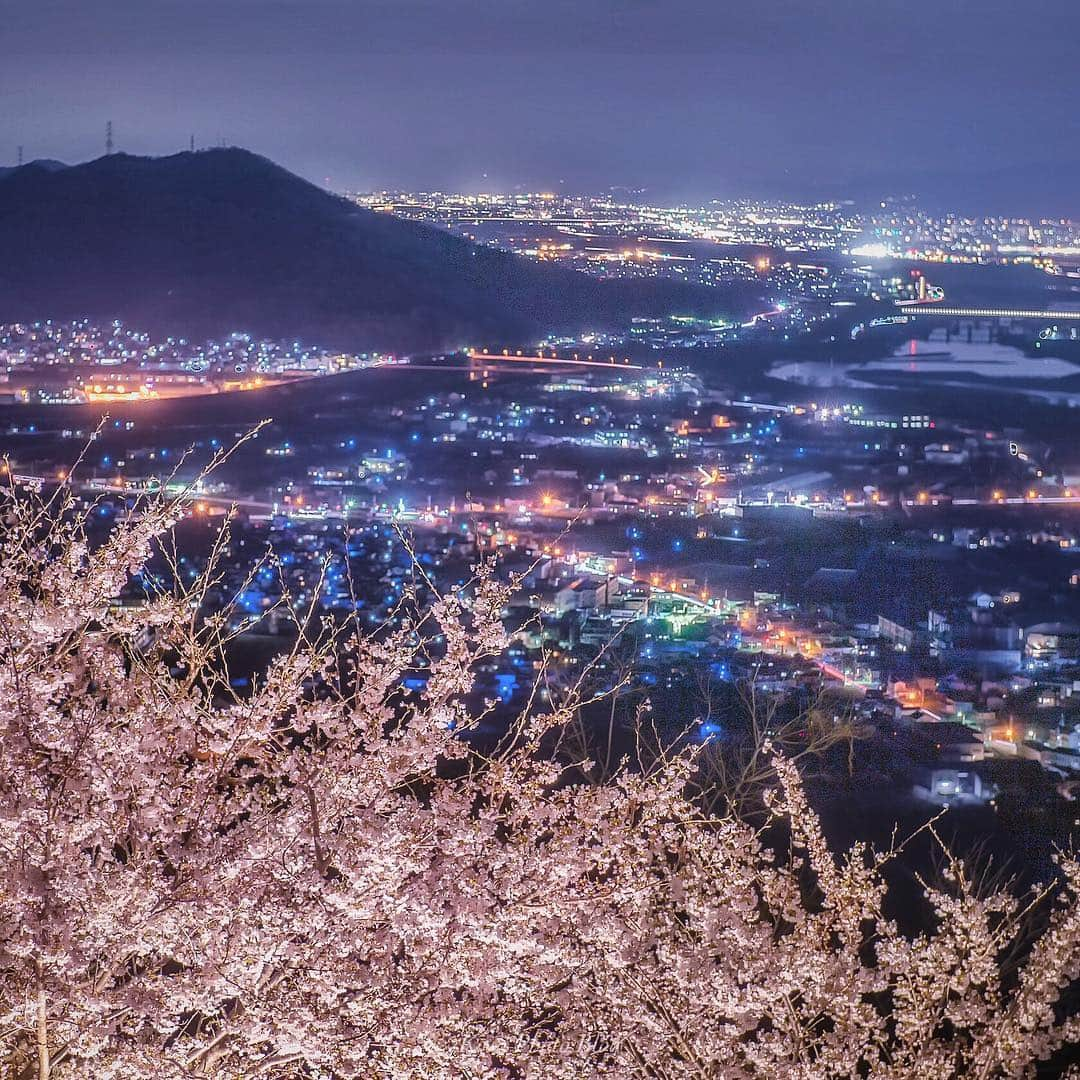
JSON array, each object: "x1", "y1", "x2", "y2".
[{"x1": 2, "y1": 482, "x2": 1080, "y2": 1079}]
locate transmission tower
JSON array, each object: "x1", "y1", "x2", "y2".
[{"x1": 105, "y1": 121, "x2": 114, "y2": 156}]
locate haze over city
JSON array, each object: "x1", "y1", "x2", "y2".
[{"x1": 5, "y1": 0, "x2": 1080, "y2": 211}]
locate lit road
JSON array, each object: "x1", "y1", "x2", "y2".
[
  {"x1": 467, "y1": 352, "x2": 643, "y2": 371},
  {"x1": 903, "y1": 306, "x2": 1080, "y2": 321}
]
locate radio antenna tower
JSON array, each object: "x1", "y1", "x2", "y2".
[
  {"x1": 17, "y1": 146, "x2": 23, "y2": 166},
  {"x1": 190, "y1": 134, "x2": 195, "y2": 152},
  {"x1": 105, "y1": 121, "x2": 114, "y2": 156}
]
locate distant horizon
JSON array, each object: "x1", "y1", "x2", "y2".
[
  {"x1": 4, "y1": 1, "x2": 1079, "y2": 217},
  {"x1": 4, "y1": 144, "x2": 1078, "y2": 222}
]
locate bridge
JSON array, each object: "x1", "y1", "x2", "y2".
[
  {"x1": 374, "y1": 353, "x2": 646, "y2": 377},
  {"x1": 901, "y1": 305, "x2": 1080, "y2": 321},
  {"x1": 466, "y1": 351, "x2": 643, "y2": 372}
]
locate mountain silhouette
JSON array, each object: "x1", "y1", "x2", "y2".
[{"x1": 0, "y1": 148, "x2": 749, "y2": 350}]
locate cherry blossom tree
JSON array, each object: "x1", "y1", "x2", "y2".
[{"x1": 2, "y1": 479, "x2": 1080, "y2": 1079}]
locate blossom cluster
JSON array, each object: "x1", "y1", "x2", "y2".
[{"x1": 1, "y1": 485, "x2": 1079, "y2": 1079}]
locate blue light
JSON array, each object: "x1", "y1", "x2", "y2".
[
  {"x1": 236, "y1": 590, "x2": 263, "y2": 614},
  {"x1": 698, "y1": 721, "x2": 723, "y2": 741},
  {"x1": 495, "y1": 673, "x2": 518, "y2": 702}
]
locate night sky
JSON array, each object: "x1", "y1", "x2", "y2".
[{"x1": 4, "y1": 0, "x2": 1078, "y2": 212}]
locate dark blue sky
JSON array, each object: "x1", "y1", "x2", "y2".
[{"x1": 3, "y1": 0, "x2": 1078, "y2": 212}]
